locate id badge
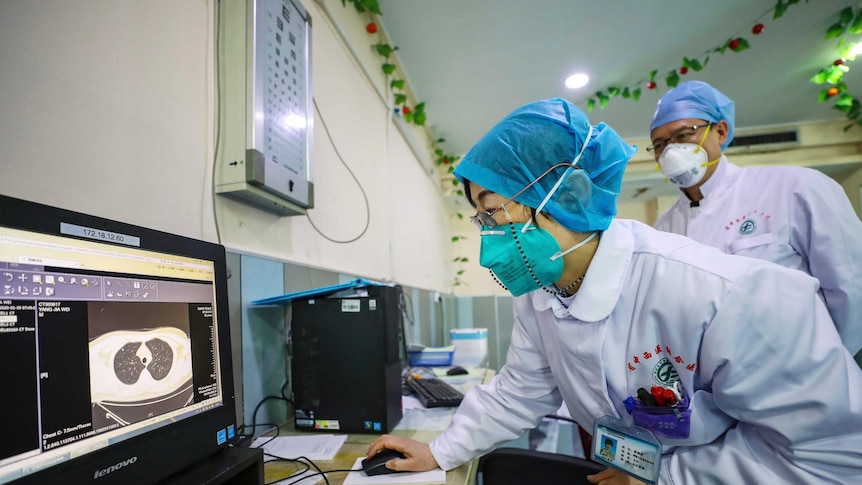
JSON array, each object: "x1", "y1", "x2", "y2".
[{"x1": 592, "y1": 416, "x2": 661, "y2": 485}]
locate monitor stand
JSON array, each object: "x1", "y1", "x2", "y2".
[{"x1": 161, "y1": 446, "x2": 264, "y2": 485}]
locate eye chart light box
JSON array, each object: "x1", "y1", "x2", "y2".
[{"x1": 216, "y1": 0, "x2": 314, "y2": 216}]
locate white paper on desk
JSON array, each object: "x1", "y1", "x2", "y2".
[
  {"x1": 342, "y1": 457, "x2": 445, "y2": 485},
  {"x1": 394, "y1": 407, "x2": 455, "y2": 432},
  {"x1": 251, "y1": 434, "x2": 347, "y2": 461}
]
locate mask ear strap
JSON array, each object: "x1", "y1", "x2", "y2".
[
  {"x1": 522, "y1": 125, "x2": 594, "y2": 233},
  {"x1": 550, "y1": 230, "x2": 598, "y2": 261},
  {"x1": 694, "y1": 123, "x2": 712, "y2": 154}
]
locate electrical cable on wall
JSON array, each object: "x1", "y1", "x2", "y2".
[
  {"x1": 308, "y1": 97, "x2": 371, "y2": 243},
  {"x1": 211, "y1": 0, "x2": 224, "y2": 245}
]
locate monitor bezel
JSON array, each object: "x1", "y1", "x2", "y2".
[{"x1": 0, "y1": 194, "x2": 237, "y2": 485}]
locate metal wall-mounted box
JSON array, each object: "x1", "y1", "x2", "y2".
[{"x1": 216, "y1": 0, "x2": 313, "y2": 216}]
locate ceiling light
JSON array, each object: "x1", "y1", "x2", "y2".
[{"x1": 565, "y1": 73, "x2": 590, "y2": 89}]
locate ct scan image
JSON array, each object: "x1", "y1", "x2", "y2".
[{"x1": 88, "y1": 302, "x2": 194, "y2": 429}]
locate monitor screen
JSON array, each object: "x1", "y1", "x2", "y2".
[{"x1": 0, "y1": 194, "x2": 236, "y2": 484}]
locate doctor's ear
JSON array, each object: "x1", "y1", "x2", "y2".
[{"x1": 714, "y1": 120, "x2": 730, "y2": 146}]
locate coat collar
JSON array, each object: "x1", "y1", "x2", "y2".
[{"x1": 530, "y1": 220, "x2": 632, "y2": 322}]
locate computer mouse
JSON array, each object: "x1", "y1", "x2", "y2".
[
  {"x1": 447, "y1": 365, "x2": 468, "y2": 376},
  {"x1": 362, "y1": 448, "x2": 408, "y2": 476}
]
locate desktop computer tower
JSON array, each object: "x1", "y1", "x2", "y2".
[{"x1": 290, "y1": 284, "x2": 404, "y2": 434}]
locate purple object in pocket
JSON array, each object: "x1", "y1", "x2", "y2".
[{"x1": 629, "y1": 394, "x2": 691, "y2": 439}]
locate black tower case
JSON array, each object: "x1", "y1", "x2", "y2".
[{"x1": 290, "y1": 284, "x2": 404, "y2": 434}]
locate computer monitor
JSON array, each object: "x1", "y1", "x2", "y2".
[{"x1": 0, "y1": 194, "x2": 236, "y2": 484}]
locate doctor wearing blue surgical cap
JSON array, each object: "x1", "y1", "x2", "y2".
[
  {"x1": 649, "y1": 80, "x2": 862, "y2": 364},
  {"x1": 367, "y1": 98, "x2": 862, "y2": 484}
]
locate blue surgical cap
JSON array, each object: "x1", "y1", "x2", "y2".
[
  {"x1": 649, "y1": 80, "x2": 735, "y2": 149},
  {"x1": 453, "y1": 98, "x2": 636, "y2": 232}
]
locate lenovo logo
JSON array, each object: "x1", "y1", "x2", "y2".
[{"x1": 94, "y1": 456, "x2": 137, "y2": 479}]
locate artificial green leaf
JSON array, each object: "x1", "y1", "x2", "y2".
[
  {"x1": 455, "y1": 189, "x2": 464, "y2": 196},
  {"x1": 689, "y1": 58, "x2": 704, "y2": 71},
  {"x1": 382, "y1": 63, "x2": 396, "y2": 75},
  {"x1": 810, "y1": 69, "x2": 829, "y2": 84},
  {"x1": 456, "y1": 213, "x2": 464, "y2": 219},
  {"x1": 834, "y1": 103, "x2": 851, "y2": 114},
  {"x1": 451, "y1": 178, "x2": 460, "y2": 186},
  {"x1": 665, "y1": 71, "x2": 680, "y2": 88},
  {"x1": 773, "y1": 1, "x2": 789, "y2": 19},
  {"x1": 374, "y1": 43, "x2": 394, "y2": 57},
  {"x1": 732, "y1": 38, "x2": 750, "y2": 52},
  {"x1": 414, "y1": 102, "x2": 426, "y2": 113},
  {"x1": 840, "y1": 6, "x2": 854, "y2": 25},
  {"x1": 451, "y1": 236, "x2": 460, "y2": 243},
  {"x1": 404, "y1": 112, "x2": 413, "y2": 123},
  {"x1": 586, "y1": 98, "x2": 596, "y2": 111},
  {"x1": 850, "y1": 11, "x2": 862, "y2": 34},
  {"x1": 394, "y1": 93, "x2": 407, "y2": 105},
  {"x1": 649, "y1": 69, "x2": 658, "y2": 82},
  {"x1": 608, "y1": 86, "x2": 621, "y2": 96},
  {"x1": 632, "y1": 88, "x2": 642, "y2": 101},
  {"x1": 826, "y1": 65, "x2": 847, "y2": 84},
  {"x1": 718, "y1": 39, "x2": 730, "y2": 54},
  {"x1": 622, "y1": 87, "x2": 631, "y2": 98},
  {"x1": 597, "y1": 92, "x2": 610, "y2": 108},
  {"x1": 703, "y1": 55, "x2": 711, "y2": 67},
  {"x1": 435, "y1": 149, "x2": 444, "y2": 157},
  {"x1": 413, "y1": 111, "x2": 427, "y2": 125},
  {"x1": 359, "y1": 0, "x2": 382, "y2": 15},
  {"x1": 844, "y1": 122, "x2": 855, "y2": 131},
  {"x1": 447, "y1": 165, "x2": 455, "y2": 173},
  {"x1": 818, "y1": 89, "x2": 830, "y2": 102},
  {"x1": 452, "y1": 256, "x2": 461, "y2": 261},
  {"x1": 436, "y1": 137, "x2": 446, "y2": 143},
  {"x1": 826, "y1": 22, "x2": 845, "y2": 39},
  {"x1": 341, "y1": 0, "x2": 348, "y2": 8},
  {"x1": 351, "y1": 0, "x2": 365, "y2": 13},
  {"x1": 460, "y1": 257, "x2": 469, "y2": 262},
  {"x1": 456, "y1": 270, "x2": 465, "y2": 276},
  {"x1": 391, "y1": 79, "x2": 405, "y2": 90}
]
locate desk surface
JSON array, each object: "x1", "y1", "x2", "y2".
[{"x1": 261, "y1": 368, "x2": 495, "y2": 485}]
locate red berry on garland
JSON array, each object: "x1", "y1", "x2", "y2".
[
  {"x1": 647, "y1": 81, "x2": 657, "y2": 90},
  {"x1": 752, "y1": 23, "x2": 764, "y2": 34},
  {"x1": 729, "y1": 39, "x2": 740, "y2": 51},
  {"x1": 834, "y1": 59, "x2": 845, "y2": 66},
  {"x1": 827, "y1": 87, "x2": 839, "y2": 97},
  {"x1": 443, "y1": 158, "x2": 450, "y2": 164},
  {"x1": 402, "y1": 106, "x2": 411, "y2": 114},
  {"x1": 366, "y1": 22, "x2": 378, "y2": 34},
  {"x1": 679, "y1": 66, "x2": 689, "y2": 75}
]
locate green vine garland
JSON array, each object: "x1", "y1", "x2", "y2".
[{"x1": 586, "y1": 0, "x2": 807, "y2": 112}]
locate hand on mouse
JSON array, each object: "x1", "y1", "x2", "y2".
[{"x1": 366, "y1": 435, "x2": 439, "y2": 473}]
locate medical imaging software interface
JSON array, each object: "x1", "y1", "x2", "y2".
[{"x1": 0, "y1": 225, "x2": 224, "y2": 481}]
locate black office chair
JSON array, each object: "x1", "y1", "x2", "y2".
[{"x1": 476, "y1": 447, "x2": 606, "y2": 485}]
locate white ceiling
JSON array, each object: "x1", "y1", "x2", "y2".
[{"x1": 376, "y1": 0, "x2": 860, "y2": 157}]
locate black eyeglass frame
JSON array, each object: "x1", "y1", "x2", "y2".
[
  {"x1": 645, "y1": 122, "x2": 714, "y2": 154},
  {"x1": 468, "y1": 162, "x2": 583, "y2": 229}
]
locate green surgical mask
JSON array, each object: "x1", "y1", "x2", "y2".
[{"x1": 479, "y1": 221, "x2": 597, "y2": 297}]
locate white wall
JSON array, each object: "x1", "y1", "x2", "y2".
[{"x1": 0, "y1": 0, "x2": 456, "y2": 292}]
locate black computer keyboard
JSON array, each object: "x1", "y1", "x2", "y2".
[{"x1": 406, "y1": 377, "x2": 465, "y2": 408}]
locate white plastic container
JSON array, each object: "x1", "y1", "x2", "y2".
[{"x1": 450, "y1": 328, "x2": 488, "y2": 367}]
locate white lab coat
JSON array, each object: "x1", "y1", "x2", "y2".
[
  {"x1": 655, "y1": 157, "x2": 862, "y2": 355},
  {"x1": 429, "y1": 219, "x2": 862, "y2": 484}
]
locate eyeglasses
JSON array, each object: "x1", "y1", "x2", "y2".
[
  {"x1": 646, "y1": 122, "x2": 714, "y2": 155},
  {"x1": 469, "y1": 162, "x2": 581, "y2": 229}
]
